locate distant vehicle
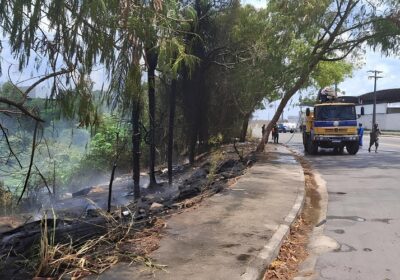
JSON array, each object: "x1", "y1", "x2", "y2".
[
  {"x1": 283, "y1": 122, "x2": 297, "y2": 133},
  {"x1": 277, "y1": 123, "x2": 287, "y2": 133}
]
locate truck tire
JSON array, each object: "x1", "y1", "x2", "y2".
[
  {"x1": 303, "y1": 133, "x2": 308, "y2": 153},
  {"x1": 346, "y1": 142, "x2": 359, "y2": 155},
  {"x1": 307, "y1": 139, "x2": 318, "y2": 155}
]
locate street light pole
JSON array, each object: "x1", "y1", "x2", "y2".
[{"x1": 368, "y1": 70, "x2": 383, "y2": 131}]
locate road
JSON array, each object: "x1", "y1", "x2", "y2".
[{"x1": 279, "y1": 132, "x2": 400, "y2": 280}]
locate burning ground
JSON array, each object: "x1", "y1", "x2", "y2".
[{"x1": 0, "y1": 142, "x2": 257, "y2": 279}]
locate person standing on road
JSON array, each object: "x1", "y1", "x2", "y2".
[
  {"x1": 272, "y1": 124, "x2": 279, "y2": 144},
  {"x1": 261, "y1": 124, "x2": 266, "y2": 137},
  {"x1": 357, "y1": 123, "x2": 364, "y2": 147},
  {"x1": 368, "y1": 123, "x2": 381, "y2": 153}
]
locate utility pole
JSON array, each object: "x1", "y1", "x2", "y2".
[{"x1": 368, "y1": 70, "x2": 383, "y2": 132}]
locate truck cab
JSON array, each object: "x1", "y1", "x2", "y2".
[{"x1": 303, "y1": 102, "x2": 359, "y2": 155}]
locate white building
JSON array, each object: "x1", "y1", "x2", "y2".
[{"x1": 356, "y1": 89, "x2": 400, "y2": 131}]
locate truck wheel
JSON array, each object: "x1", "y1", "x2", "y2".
[
  {"x1": 308, "y1": 140, "x2": 318, "y2": 155},
  {"x1": 346, "y1": 142, "x2": 359, "y2": 155},
  {"x1": 303, "y1": 133, "x2": 308, "y2": 153}
]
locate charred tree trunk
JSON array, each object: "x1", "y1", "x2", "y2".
[
  {"x1": 0, "y1": 218, "x2": 110, "y2": 256},
  {"x1": 186, "y1": 64, "x2": 206, "y2": 164},
  {"x1": 145, "y1": 48, "x2": 159, "y2": 187},
  {"x1": 132, "y1": 101, "x2": 141, "y2": 199},
  {"x1": 107, "y1": 163, "x2": 117, "y2": 213},
  {"x1": 240, "y1": 112, "x2": 251, "y2": 143},
  {"x1": 188, "y1": 130, "x2": 197, "y2": 164},
  {"x1": 167, "y1": 78, "x2": 177, "y2": 185},
  {"x1": 198, "y1": 70, "x2": 209, "y2": 154},
  {"x1": 182, "y1": 66, "x2": 199, "y2": 165}
]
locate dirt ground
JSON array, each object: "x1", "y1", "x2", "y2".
[{"x1": 264, "y1": 150, "x2": 321, "y2": 280}]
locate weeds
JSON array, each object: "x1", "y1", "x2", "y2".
[
  {"x1": 0, "y1": 181, "x2": 13, "y2": 215},
  {"x1": 207, "y1": 150, "x2": 224, "y2": 183},
  {"x1": 30, "y1": 208, "x2": 167, "y2": 279}
]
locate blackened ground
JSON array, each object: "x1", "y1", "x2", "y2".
[{"x1": 0, "y1": 142, "x2": 258, "y2": 280}]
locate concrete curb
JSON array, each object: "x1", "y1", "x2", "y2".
[
  {"x1": 241, "y1": 146, "x2": 306, "y2": 280},
  {"x1": 294, "y1": 162, "x2": 331, "y2": 280}
]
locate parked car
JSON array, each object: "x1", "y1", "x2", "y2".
[{"x1": 278, "y1": 123, "x2": 287, "y2": 133}]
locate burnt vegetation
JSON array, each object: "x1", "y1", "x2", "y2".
[{"x1": 0, "y1": 0, "x2": 400, "y2": 278}]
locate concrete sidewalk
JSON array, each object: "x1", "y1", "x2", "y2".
[{"x1": 94, "y1": 145, "x2": 305, "y2": 280}]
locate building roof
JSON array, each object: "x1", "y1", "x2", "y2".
[{"x1": 358, "y1": 88, "x2": 400, "y2": 105}]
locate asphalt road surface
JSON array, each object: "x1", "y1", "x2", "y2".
[{"x1": 280, "y1": 132, "x2": 400, "y2": 280}]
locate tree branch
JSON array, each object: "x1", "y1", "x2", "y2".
[
  {"x1": 0, "y1": 97, "x2": 44, "y2": 122},
  {"x1": 23, "y1": 67, "x2": 75, "y2": 98},
  {"x1": 17, "y1": 121, "x2": 39, "y2": 204},
  {"x1": 321, "y1": 44, "x2": 359, "y2": 61},
  {"x1": 34, "y1": 164, "x2": 53, "y2": 197},
  {"x1": 0, "y1": 123, "x2": 23, "y2": 169}
]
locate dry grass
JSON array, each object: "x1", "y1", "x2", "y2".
[
  {"x1": 0, "y1": 183, "x2": 13, "y2": 215},
  {"x1": 264, "y1": 215, "x2": 311, "y2": 280},
  {"x1": 32, "y1": 209, "x2": 167, "y2": 279}
]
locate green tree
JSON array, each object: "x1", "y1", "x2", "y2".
[
  {"x1": 257, "y1": 0, "x2": 400, "y2": 150},
  {"x1": 0, "y1": 0, "x2": 191, "y2": 199}
]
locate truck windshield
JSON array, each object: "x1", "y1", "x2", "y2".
[{"x1": 314, "y1": 105, "x2": 356, "y2": 121}]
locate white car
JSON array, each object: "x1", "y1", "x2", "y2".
[{"x1": 282, "y1": 122, "x2": 297, "y2": 133}]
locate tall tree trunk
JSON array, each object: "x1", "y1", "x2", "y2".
[
  {"x1": 257, "y1": 61, "x2": 318, "y2": 152},
  {"x1": 167, "y1": 78, "x2": 177, "y2": 185},
  {"x1": 188, "y1": 125, "x2": 197, "y2": 164},
  {"x1": 198, "y1": 70, "x2": 209, "y2": 153},
  {"x1": 107, "y1": 163, "x2": 117, "y2": 213},
  {"x1": 131, "y1": 101, "x2": 141, "y2": 199},
  {"x1": 182, "y1": 67, "x2": 199, "y2": 165},
  {"x1": 240, "y1": 112, "x2": 251, "y2": 143},
  {"x1": 128, "y1": 46, "x2": 143, "y2": 200},
  {"x1": 145, "y1": 48, "x2": 159, "y2": 186}
]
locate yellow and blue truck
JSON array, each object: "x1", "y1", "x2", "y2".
[{"x1": 302, "y1": 101, "x2": 361, "y2": 155}]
